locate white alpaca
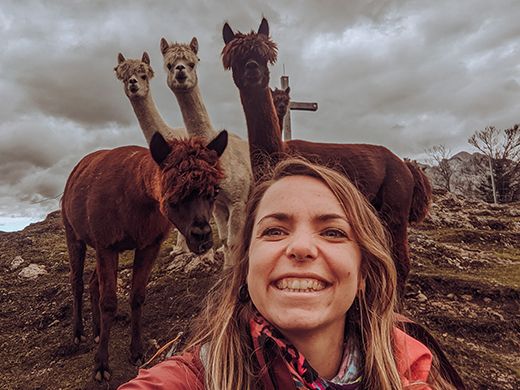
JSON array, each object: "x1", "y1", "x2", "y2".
[
  {"x1": 115, "y1": 52, "x2": 190, "y2": 254},
  {"x1": 114, "y1": 52, "x2": 185, "y2": 144},
  {"x1": 160, "y1": 37, "x2": 253, "y2": 265}
]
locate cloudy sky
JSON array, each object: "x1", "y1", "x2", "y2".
[{"x1": 1, "y1": 0, "x2": 519, "y2": 231}]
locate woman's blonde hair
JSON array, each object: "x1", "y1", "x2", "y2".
[{"x1": 184, "y1": 157, "x2": 423, "y2": 389}]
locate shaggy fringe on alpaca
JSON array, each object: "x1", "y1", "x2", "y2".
[
  {"x1": 221, "y1": 31, "x2": 278, "y2": 70},
  {"x1": 114, "y1": 59, "x2": 154, "y2": 80},
  {"x1": 161, "y1": 137, "x2": 225, "y2": 205},
  {"x1": 162, "y1": 43, "x2": 199, "y2": 69},
  {"x1": 404, "y1": 160, "x2": 432, "y2": 223}
]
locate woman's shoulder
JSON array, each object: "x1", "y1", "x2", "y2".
[
  {"x1": 393, "y1": 326, "x2": 433, "y2": 386},
  {"x1": 117, "y1": 348, "x2": 205, "y2": 390}
]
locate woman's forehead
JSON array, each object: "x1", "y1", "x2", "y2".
[{"x1": 256, "y1": 175, "x2": 346, "y2": 217}]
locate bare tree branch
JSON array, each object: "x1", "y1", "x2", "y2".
[{"x1": 425, "y1": 144, "x2": 453, "y2": 192}]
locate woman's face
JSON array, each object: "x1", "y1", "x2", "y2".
[{"x1": 247, "y1": 175, "x2": 362, "y2": 341}]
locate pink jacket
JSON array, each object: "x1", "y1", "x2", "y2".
[{"x1": 119, "y1": 327, "x2": 432, "y2": 389}]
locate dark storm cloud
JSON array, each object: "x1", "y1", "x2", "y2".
[{"x1": 1, "y1": 0, "x2": 519, "y2": 229}]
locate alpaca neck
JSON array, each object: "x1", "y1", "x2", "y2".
[
  {"x1": 278, "y1": 116, "x2": 285, "y2": 139},
  {"x1": 130, "y1": 94, "x2": 170, "y2": 145},
  {"x1": 138, "y1": 157, "x2": 163, "y2": 203},
  {"x1": 174, "y1": 86, "x2": 215, "y2": 138},
  {"x1": 239, "y1": 87, "x2": 284, "y2": 174}
]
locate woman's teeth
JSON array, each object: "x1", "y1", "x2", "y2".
[{"x1": 275, "y1": 278, "x2": 326, "y2": 292}]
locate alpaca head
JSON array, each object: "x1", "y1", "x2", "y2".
[
  {"x1": 114, "y1": 52, "x2": 154, "y2": 99},
  {"x1": 160, "y1": 37, "x2": 200, "y2": 92},
  {"x1": 222, "y1": 18, "x2": 278, "y2": 90},
  {"x1": 270, "y1": 86, "x2": 291, "y2": 123},
  {"x1": 150, "y1": 130, "x2": 228, "y2": 254}
]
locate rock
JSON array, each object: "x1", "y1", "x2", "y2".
[
  {"x1": 18, "y1": 264, "x2": 48, "y2": 279},
  {"x1": 461, "y1": 294, "x2": 473, "y2": 301},
  {"x1": 416, "y1": 293, "x2": 428, "y2": 303},
  {"x1": 483, "y1": 297, "x2": 492, "y2": 303},
  {"x1": 10, "y1": 255, "x2": 25, "y2": 271},
  {"x1": 447, "y1": 293, "x2": 455, "y2": 299}
]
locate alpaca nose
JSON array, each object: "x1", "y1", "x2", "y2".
[
  {"x1": 190, "y1": 223, "x2": 211, "y2": 242},
  {"x1": 245, "y1": 60, "x2": 259, "y2": 70},
  {"x1": 129, "y1": 78, "x2": 137, "y2": 84},
  {"x1": 175, "y1": 64, "x2": 185, "y2": 71}
]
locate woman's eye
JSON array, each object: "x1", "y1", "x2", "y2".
[
  {"x1": 261, "y1": 227, "x2": 286, "y2": 237},
  {"x1": 321, "y1": 229, "x2": 347, "y2": 239}
]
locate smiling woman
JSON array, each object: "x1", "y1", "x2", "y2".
[{"x1": 119, "y1": 157, "x2": 460, "y2": 390}]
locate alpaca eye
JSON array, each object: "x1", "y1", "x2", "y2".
[
  {"x1": 167, "y1": 63, "x2": 172, "y2": 70},
  {"x1": 188, "y1": 62, "x2": 195, "y2": 69},
  {"x1": 141, "y1": 75, "x2": 147, "y2": 80}
]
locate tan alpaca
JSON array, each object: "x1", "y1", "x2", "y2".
[
  {"x1": 115, "y1": 52, "x2": 190, "y2": 254},
  {"x1": 114, "y1": 52, "x2": 186, "y2": 144},
  {"x1": 160, "y1": 37, "x2": 253, "y2": 265}
]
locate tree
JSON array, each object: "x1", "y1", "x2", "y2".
[
  {"x1": 425, "y1": 144, "x2": 454, "y2": 192},
  {"x1": 468, "y1": 124, "x2": 520, "y2": 203}
]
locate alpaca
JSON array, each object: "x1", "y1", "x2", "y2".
[
  {"x1": 62, "y1": 131, "x2": 228, "y2": 381},
  {"x1": 160, "y1": 36, "x2": 253, "y2": 264},
  {"x1": 114, "y1": 52, "x2": 186, "y2": 144},
  {"x1": 222, "y1": 18, "x2": 432, "y2": 298},
  {"x1": 115, "y1": 52, "x2": 191, "y2": 254},
  {"x1": 271, "y1": 86, "x2": 290, "y2": 134}
]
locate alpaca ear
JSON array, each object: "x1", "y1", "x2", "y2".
[
  {"x1": 223, "y1": 23, "x2": 235, "y2": 44},
  {"x1": 285, "y1": 86, "x2": 290, "y2": 94},
  {"x1": 206, "y1": 130, "x2": 228, "y2": 158},
  {"x1": 142, "y1": 52, "x2": 150, "y2": 65},
  {"x1": 117, "y1": 53, "x2": 125, "y2": 64},
  {"x1": 160, "y1": 38, "x2": 169, "y2": 55},
  {"x1": 258, "y1": 18, "x2": 269, "y2": 37},
  {"x1": 190, "y1": 37, "x2": 198, "y2": 55},
  {"x1": 150, "y1": 132, "x2": 172, "y2": 165}
]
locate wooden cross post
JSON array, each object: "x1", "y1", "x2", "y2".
[{"x1": 281, "y1": 75, "x2": 318, "y2": 141}]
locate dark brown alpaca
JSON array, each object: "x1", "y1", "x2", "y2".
[
  {"x1": 222, "y1": 18, "x2": 432, "y2": 298},
  {"x1": 61, "y1": 131, "x2": 227, "y2": 381},
  {"x1": 270, "y1": 86, "x2": 290, "y2": 134}
]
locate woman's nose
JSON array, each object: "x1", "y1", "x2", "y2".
[{"x1": 285, "y1": 230, "x2": 318, "y2": 261}]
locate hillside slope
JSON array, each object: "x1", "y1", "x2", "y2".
[{"x1": 0, "y1": 191, "x2": 518, "y2": 389}]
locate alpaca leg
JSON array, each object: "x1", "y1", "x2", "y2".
[
  {"x1": 65, "y1": 225, "x2": 87, "y2": 345},
  {"x1": 386, "y1": 219, "x2": 410, "y2": 302},
  {"x1": 225, "y1": 203, "x2": 246, "y2": 268},
  {"x1": 129, "y1": 244, "x2": 160, "y2": 366},
  {"x1": 213, "y1": 202, "x2": 230, "y2": 251},
  {"x1": 171, "y1": 229, "x2": 189, "y2": 257},
  {"x1": 93, "y1": 248, "x2": 118, "y2": 382},
  {"x1": 88, "y1": 269, "x2": 100, "y2": 342}
]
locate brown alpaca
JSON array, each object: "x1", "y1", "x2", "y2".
[
  {"x1": 270, "y1": 86, "x2": 290, "y2": 134},
  {"x1": 62, "y1": 131, "x2": 227, "y2": 381},
  {"x1": 222, "y1": 18, "x2": 432, "y2": 298}
]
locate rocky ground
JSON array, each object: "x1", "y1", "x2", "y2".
[{"x1": 0, "y1": 191, "x2": 519, "y2": 389}]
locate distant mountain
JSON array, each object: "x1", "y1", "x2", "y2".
[{"x1": 424, "y1": 151, "x2": 489, "y2": 200}]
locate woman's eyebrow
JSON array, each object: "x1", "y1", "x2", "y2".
[
  {"x1": 256, "y1": 212, "x2": 291, "y2": 226},
  {"x1": 314, "y1": 213, "x2": 349, "y2": 223}
]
